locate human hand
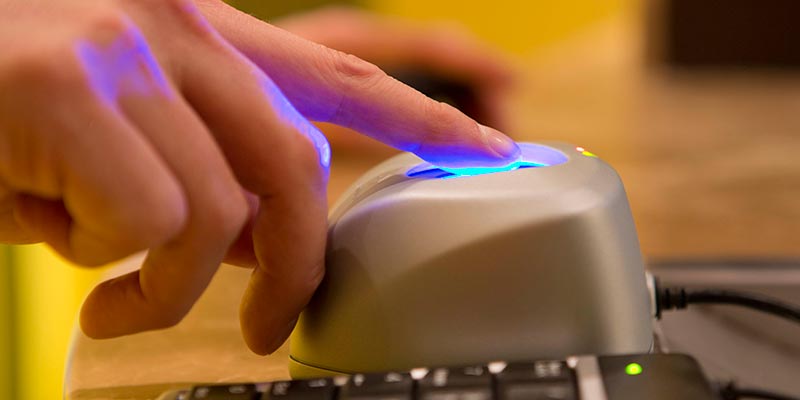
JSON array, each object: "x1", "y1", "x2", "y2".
[
  {"x1": 0, "y1": 0, "x2": 519, "y2": 354},
  {"x1": 276, "y1": 7, "x2": 515, "y2": 154},
  {"x1": 276, "y1": 7, "x2": 514, "y2": 127}
]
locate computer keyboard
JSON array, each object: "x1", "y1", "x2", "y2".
[{"x1": 160, "y1": 354, "x2": 715, "y2": 400}]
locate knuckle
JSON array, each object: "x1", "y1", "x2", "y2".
[
  {"x1": 3, "y1": 10, "x2": 138, "y2": 94},
  {"x1": 330, "y1": 51, "x2": 384, "y2": 81},
  {"x1": 69, "y1": 224, "x2": 143, "y2": 267},
  {"x1": 321, "y1": 51, "x2": 387, "y2": 125},
  {"x1": 4, "y1": 47, "x2": 83, "y2": 92},
  {"x1": 237, "y1": 120, "x2": 328, "y2": 193},
  {"x1": 289, "y1": 130, "x2": 329, "y2": 186},
  {"x1": 0, "y1": 53, "x2": 42, "y2": 88},
  {"x1": 83, "y1": 7, "x2": 135, "y2": 40},
  {"x1": 424, "y1": 99, "x2": 462, "y2": 128},
  {"x1": 424, "y1": 101, "x2": 466, "y2": 139},
  {"x1": 327, "y1": 51, "x2": 385, "y2": 93},
  {"x1": 139, "y1": 191, "x2": 189, "y2": 246},
  {"x1": 200, "y1": 186, "x2": 249, "y2": 242},
  {"x1": 141, "y1": 0, "x2": 218, "y2": 41},
  {"x1": 113, "y1": 177, "x2": 188, "y2": 249}
]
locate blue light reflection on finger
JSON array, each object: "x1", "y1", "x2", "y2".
[
  {"x1": 74, "y1": 26, "x2": 332, "y2": 170},
  {"x1": 76, "y1": 29, "x2": 171, "y2": 104},
  {"x1": 407, "y1": 143, "x2": 568, "y2": 178},
  {"x1": 261, "y1": 77, "x2": 331, "y2": 169}
]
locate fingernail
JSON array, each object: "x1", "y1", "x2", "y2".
[{"x1": 479, "y1": 124, "x2": 520, "y2": 160}]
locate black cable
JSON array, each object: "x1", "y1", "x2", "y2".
[
  {"x1": 655, "y1": 285, "x2": 800, "y2": 325},
  {"x1": 719, "y1": 381, "x2": 800, "y2": 400}
]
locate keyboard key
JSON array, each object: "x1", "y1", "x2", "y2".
[
  {"x1": 341, "y1": 372, "x2": 413, "y2": 400},
  {"x1": 190, "y1": 384, "x2": 258, "y2": 399},
  {"x1": 501, "y1": 382, "x2": 575, "y2": 400},
  {"x1": 263, "y1": 379, "x2": 336, "y2": 400},
  {"x1": 418, "y1": 366, "x2": 492, "y2": 400},
  {"x1": 497, "y1": 362, "x2": 576, "y2": 400},
  {"x1": 500, "y1": 361, "x2": 571, "y2": 381}
]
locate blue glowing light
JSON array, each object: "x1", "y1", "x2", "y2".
[
  {"x1": 75, "y1": 29, "x2": 331, "y2": 170},
  {"x1": 261, "y1": 78, "x2": 331, "y2": 169},
  {"x1": 76, "y1": 30, "x2": 170, "y2": 104},
  {"x1": 407, "y1": 143, "x2": 568, "y2": 178},
  {"x1": 439, "y1": 160, "x2": 544, "y2": 176}
]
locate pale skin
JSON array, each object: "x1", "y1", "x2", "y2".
[{"x1": 0, "y1": 0, "x2": 520, "y2": 355}]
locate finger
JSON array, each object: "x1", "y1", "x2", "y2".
[
  {"x1": 243, "y1": 183, "x2": 327, "y2": 354},
  {"x1": 0, "y1": 53, "x2": 187, "y2": 264},
  {"x1": 222, "y1": 189, "x2": 259, "y2": 269},
  {"x1": 80, "y1": 94, "x2": 247, "y2": 337},
  {"x1": 78, "y1": 29, "x2": 248, "y2": 337},
  {"x1": 0, "y1": 183, "x2": 38, "y2": 244},
  {"x1": 278, "y1": 7, "x2": 516, "y2": 129},
  {"x1": 275, "y1": 7, "x2": 514, "y2": 89},
  {"x1": 10, "y1": 194, "x2": 68, "y2": 246},
  {"x1": 197, "y1": 0, "x2": 520, "y2": 168},
  {"x1": 172, "y1": 24, "x2": 329, "y2": 354}
]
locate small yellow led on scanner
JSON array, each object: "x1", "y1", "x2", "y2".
[{"x1": 576, "y1": 146, "x2": 598, "y2": 158}]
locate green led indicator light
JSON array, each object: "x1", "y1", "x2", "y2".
[{"x1": 625, "y1": 363, "x2": 643, "y2": 376}]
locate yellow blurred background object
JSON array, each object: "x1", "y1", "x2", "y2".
[
  {"x1": 3, "y1": 1, "x2": 633, "y2": 398},
  {"x1": 4, "y1": 245, "x2": 108, "y2": 399},
  {"x1": 369, "y1": 0, "x2": 630, "y2": 54},
  {"x1": 1, "y1": 246, "x2": 12, "y2": 400},
  {"x1": 230, "y1": 0, "x2": 631, "y2": 55}
]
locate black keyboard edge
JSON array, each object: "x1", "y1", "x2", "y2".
[{"x1": 177, "y1": 353, "x2": 715, "y2": 400}]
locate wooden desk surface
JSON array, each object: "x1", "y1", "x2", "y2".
[{"x1": 66, "y1": 18, "x2": 800, "y2": 400}]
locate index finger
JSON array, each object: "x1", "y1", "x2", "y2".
[
  {"x1": 196, "y1": 0, "x2": 520, "y2": 168},
  {"x1": 274, "y1": 7, "x2": 514, "y2": 89}
]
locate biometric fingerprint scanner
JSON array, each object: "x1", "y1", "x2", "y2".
[{"x1": 406, "y1": 143, "x2": 569, "y2": 178}]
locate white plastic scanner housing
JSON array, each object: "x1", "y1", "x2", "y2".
[{"x1": 289, "y1": 142, "x2": 652, "y2": 376}]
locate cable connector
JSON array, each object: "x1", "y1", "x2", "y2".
[
  {"x1": 656, "y1": 286, "x2": 689, "y2": 318},
  {"x1": 651, "y1": 277, "x2": 800, "y2": 325}
]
